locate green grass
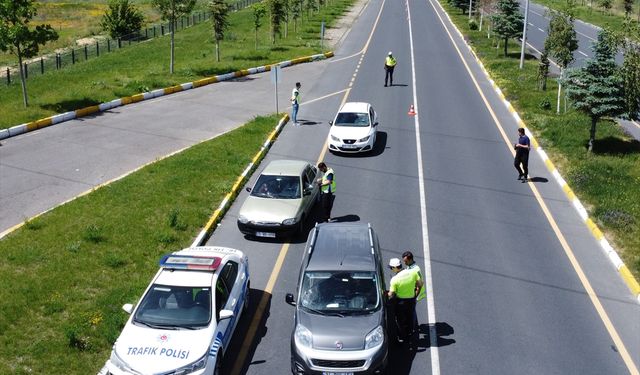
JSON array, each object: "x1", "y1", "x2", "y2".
[
  {"x1": 442, "y1": 2, "x2": 640, "y2": 280},
  {"x1": 0, "y1": 0, "x2": 354, "y2": 128},
  {"x1": 523, "y1": 0, "x2": 639, "y2": 39},
  {"x1": 0, "y1": 114, "x2": 279, "y2": 374}
]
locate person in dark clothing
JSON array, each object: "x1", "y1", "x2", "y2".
[
  {"x1": 316, "y1": 162, "x2": 335, "y2": 222},
  {"x1": 384, "y1": 52, "x2": 397, "y2": 87},
  {"x1": 514, "y1": 127, "x2": 531, "y2": 183}
]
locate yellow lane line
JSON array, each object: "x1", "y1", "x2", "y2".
[{"x1": 428, "y1": 0, "x2": 638, "y2": 372}]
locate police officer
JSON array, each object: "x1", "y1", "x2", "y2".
[
  {"x1": 387, "y1": 258, "x2": 422, "y2": 343},
  {"x1": 316, "y1": 162, "x2": 335, "y2": 222},
  {"x1": 402, "y1": 251, "x2": 425, "y2": 333},
  {"x1": 384, "y1": 51, "x2": 397, "y2": 87}
]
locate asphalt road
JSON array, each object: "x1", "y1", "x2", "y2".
[
  {"x1": 1, "y1": 0, "x2": 638, "y2": 374},
  {"x1": 206, "y1": 0, "x2": 640, "y2": 374}
]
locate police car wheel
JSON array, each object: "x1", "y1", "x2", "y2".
[
  {"x1": 243, "y1": 282, "x2": 250, "y2": 313},
  {"x1": 213, "y1": 354, "x2": 223, "y2": 375}
]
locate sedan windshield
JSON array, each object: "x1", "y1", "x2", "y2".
[
  {"x1": 134, "y1": 285, "x2": 211, "y2": 328},
  {"x1": 251, "y1": 175, "x2": 301, "y2": 199},
  {"x1": 299, "y1": 271, "x2": 380, "y2": 314},
  {"x1": 334, "y1": 112, "x2": 370, "y2": 127}
]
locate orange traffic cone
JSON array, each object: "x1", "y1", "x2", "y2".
[{"x1": 408, "y1": 104, "x2": 416, "y2": 116}]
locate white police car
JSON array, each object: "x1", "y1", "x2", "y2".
[{"x1": 99, "y1": 246, "x2": 250, "y2": 375}]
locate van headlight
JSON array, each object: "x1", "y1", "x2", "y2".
[
  {"x1": 173, "y1": 352, "x2": 208, "y2": 373},
  {"x1": 358, "y1": 135, "x2": 370, "y2": 142},
  {"x1": 295, "y1": 324, "x2": 313, "y2": 348},
  {"x1": 330, "y1": 135, "x2": 340, "y2": 142},
  {"x1": 282, "y1": 218, "x2": 298, "y2": 225},
  {"x1": 364, "y1": 325, "x2": 384, "y2": 349},
  {"x1": 238, "y1": 215, "x2": 249, "y2": 224}
]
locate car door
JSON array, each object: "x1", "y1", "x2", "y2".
[
  {"x1": 217, "y1": 260, "x2": 241, "y2": 350},
  {"x1": 302, "y1": 165, "x2": 318, "y2": 214}
]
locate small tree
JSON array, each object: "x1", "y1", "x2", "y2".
[
  {"x1": 100, "y1": 0, "x2": 144, "y2": 40},
  {"x1": 0, "y1": 0, "x2": 58, "y2": 107},
  {"x1": 210, "y1": 0, "x2": 230, "y2": 62},
  {"x1": 538, "y1": 50, "x2": 550, "y2": 90},
  {"x1": 269, "y1": 0, "x2": 286, "y2": 44},
  {"x1": 305, "y1": 0, "x2": 317, "y2": 19},
  {"x1": 491, "y1": 0, "x2": 523, "y2": 56},
  {"x1": 252, "y1": 2, "x2": 266, "y2": 49},
  {"x1": 597, "y1": 0, "x2": 612, "y2": 13},
  {"x1": 623, "y1": 0, "x2": 633, "y2": 16},
  {"x1": 152, "y1": 0, "x2": 197, "y2": 74},
  {"x1": 544, "y1": 8, "x2": 578, "y2": 113},
  {"x1": 291, "y1": 0, "x2": 302, "y2": 32},
  {"x1": 621, "y1": 37, "x2": 640, "y2": 120},
  {"x1": 562, "y1": 29, "x2": 626, "y2": 152}
]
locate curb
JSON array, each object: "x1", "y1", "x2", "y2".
[
  {"x1": 191, "y1": 114, "x2": 289, "y2": 246},
  {"x1": 435, "y1": 1, "x2": 640, "y2": 303},
  {"x1": 0, "y1": 52, "x2": 333, "y2": 141}
]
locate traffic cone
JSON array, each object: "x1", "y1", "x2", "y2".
[{"x1": 408, "y1": 104, "x2": 416, "y2": 116}]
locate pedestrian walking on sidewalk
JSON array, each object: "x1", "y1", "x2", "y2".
[
  {"x1": 316, "y1": 162, "x2": 335, "y2": 222},
  {"x1": 291, "y1": 82, "x2": 301, "y2": 126},
  {"x1": 384, "y1": 52, "x2": 397, "y2": 87},
  {"x1": 514, "y1": 127, "x2": 531, "y2": 183}
]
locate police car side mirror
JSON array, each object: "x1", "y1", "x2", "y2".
[
  {"x1": 122, "y1": 303, "x2": 133, "y2": 314},
  {"x1": 219, "y1": 309, "x2": 234, "y2": 320},
  {"x1": 246, "y1": 187, "x2": 252, "y2": 193},
  {"x1": 285, "y1": 293, "x2": 296, "y2": 306}
]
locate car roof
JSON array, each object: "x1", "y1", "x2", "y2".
[
  {"x1": 306, "y1": 222, "x2": 376, "y2": 272},
  {"x1": 261, "y1": 159, "x2": 310, "y2": 176},
  {"x1": 339, "y1": 102, "x2": 370, "y2": 113}
]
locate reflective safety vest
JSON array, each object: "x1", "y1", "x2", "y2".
[
  {"x1": 385, "y1": 56, "x2": 397, "y2": 67},
  {"x1": 291, "y1": 88, "x2": 300, "y2": 105},
  {"x1": 321, "y1": 168, "x2": 336, "y2": 194},
  {"x1": 390, "y1": 269, "x2": 419, "y2": 299},
  {"x1": 407, "y1": 263, "x2": 426, "y2": 301}
]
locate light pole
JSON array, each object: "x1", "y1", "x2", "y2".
[
  {"x1": 468, "y1": 0, "x2": 473, "y2": 19},
  {"x1": 519, "y1": 0, "x2": 530, "y2": 69}
]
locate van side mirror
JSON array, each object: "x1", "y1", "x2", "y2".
[
  {"x1": 285, "y1": 293, "x2": 296, "y2": 306},
  {"x1": 122, "y1": 303, "x2": 133, "y2": 314}
]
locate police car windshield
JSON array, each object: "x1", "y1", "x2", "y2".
[
  {"x1": 134, "y1": 285, "x2": 212, "y2": 328},
  {"x1": 299, "y1": 271, "x2": 380, "y2": 314},
  {"x1": 334, "y1": 112, "x2": 370, "y2": 127},
  {"x1": 251, "y1": 175, "x2": 301, "y2": 199}
]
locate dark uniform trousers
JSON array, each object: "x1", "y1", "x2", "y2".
[
  {"x1": 320, "y1": 192, "x2": 334, "y2": 222},
  {"x1": 394, "y1": 297, "x2": 416, "y2": 340}
]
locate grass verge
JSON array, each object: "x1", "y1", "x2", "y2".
[
  {"x1": 0, "y1": 114, "x2": 278, "y2": 374},
  {"x1": 0, "y1": 0, "x2": 354, "y2": 129},
  {"x1": 441, "y1": 2, "x2": 640, "y2": 280}
]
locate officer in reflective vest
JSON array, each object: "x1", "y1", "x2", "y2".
[
  {"x1": 316, "y1": 162, "x2": 335, "y2": 222},
  {"x1": 402, "y1": 250, "x2": 425, "y2": 333},
  {"x1": 387, "y1": 258, "x2": 422, "y2": 343},
  {"x1": 384, "y1": 51, "x2": 397, "y2": 87}
]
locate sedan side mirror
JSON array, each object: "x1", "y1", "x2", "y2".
[
  {"x1": 219, "y1": 309, "x2": 234, "y2": 320},
  {"x1": 374, "y1": 121, "x2": 379, "y2": 126},
  {"x1": 246, "y1": 187, "x2": 252, "y2": 192},
  {"x1": 285, "y1": 293, "x2": 296, "y2": 306},
  {"x1": 329, "y1": 120, "x2": 333, "y2": 126},
  {"x1": 122, "y1": 303, "x2": 133, "y2": 314}
]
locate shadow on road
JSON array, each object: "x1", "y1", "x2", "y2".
[
  {"x1": 529, "y1": 177, "x2": 548, "y2": 183},
  {"x1": 330, "y1": 131, "x2": 388, "y2": 158},
  {"x1": 386, "y1": 322, "x2": 455, "y2": 374}
]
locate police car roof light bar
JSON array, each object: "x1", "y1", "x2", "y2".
[{"x1": 159, "y1": 254, "x2": 222, "y2": 271}]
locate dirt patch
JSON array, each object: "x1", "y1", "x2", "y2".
[{"x1": 324, "y1": 0, "x2": 370, "y2": 49}]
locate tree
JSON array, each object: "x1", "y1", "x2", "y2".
[
  {"x1": 491, "y1": 0, "x2": 523, "y2": 56},
  {"x1": 623, "y1": 0, "x2": 633, "y2": 16},
  {"x1": 562, "y1": 29, "x2": 625, "y2": 152},
  {"x1": 291, "y1": 0, "x2": 302, "y2": 33},
  {"x1": 0, "y1": 0, "x2": 58, "y2": 107},
  {"x1": 210, "y1": 0, "x2": 230, "y2": 62},
  {"x1": 621, "y1": 35, "x2": 640, "y2": 120},
  {"x1": 100, "y1": 0, "x2": 144, "y2": 40},
  {"x1": 152, "y1": 0, "x2": 196, "y2": 74},
  {"x1": 538, "y1": 50, "x2": 550, "y2": 90},
  {"x1": 305, "y1": 0, "x2": 317, "y2": 19},
  {"x1": 597, "y1": 0, "x2": 612, "y2": 13},
  {"x1": 269, "y1": 0, "x2": 286, "y2": 44},
  {"x1": 544, "y1": 8, "x2": 578, "y2": 113},
  {"x1": 252, "y1": 2, "x2": 266, "y2": 49}
]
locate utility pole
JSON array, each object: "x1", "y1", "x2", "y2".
[{"x1": 519, "y1": 0, "x2": 530, "y2": 69}]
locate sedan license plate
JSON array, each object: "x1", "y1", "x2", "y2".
[
  {"x1": 256, "y1": 231, "x2": 276, "y2": 238},
  {"x1": 342, "y1": 144, "x2": 358, "y2": 149},
  {"x1": 322, "y1": 373, "x2": 354, "y2": 375}
]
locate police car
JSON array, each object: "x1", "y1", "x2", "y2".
[{"x1": 99, "y1": 246, "x2": 250, "y2": 375}]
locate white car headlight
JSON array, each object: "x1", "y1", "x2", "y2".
[
  {"x1": 364, "y1": 325, "x2": 384, "y2": 349},
  {"x1": 330, "y1": 134, "x2": 341, "y2": 142},
  {"x1": 358, "y1": 135, "x2": 370, "y2": 142},
  {"x1": 282, "y1": 218, "x2": 298, "y2": 225},
  {"x1": 173, "y1": 351, "x2": 208, "y2": 373},
  {"x1": 238, "y1": 215, "x2": 249, "y2": 224},
  {"x1": 295, "y1": 324, "x2": 313, "y2": 348}
]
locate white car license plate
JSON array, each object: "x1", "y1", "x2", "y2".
[
  {"x1": 322, "y1": 373, "x2": 354, "y2": 375},
  {"x1": 342, "y1": 144, "x2": 358, "y2": 149},
  {"x1": 256, "y1": 231, "x2": 276, "y2": 238}
]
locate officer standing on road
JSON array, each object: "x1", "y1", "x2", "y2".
[
  {"x1": 402, "y1": 251, "x2": 425, "y2": 333},
  {"x1": 291, "y1": 82, "x2": 302, "y2": 126},
  {"x1": 514, "y1": 127, "x2": 531, "y2": 183},
  {"x1": 387, "y1": 258, "x2": 422, "y2": 343},
  {"x1": 384, "y1": 51, "x2": 397, "y2": 87},
  {"x1": 316, "y1": 162, "x2": 335, "y2": 222}
]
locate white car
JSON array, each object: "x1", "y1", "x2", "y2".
[
  {"x1": 99, "y1": 246, "x2": 250, "y2": 375},
  {"x1": 327, "y1": 102, "x2": 378, "y2": 153}
]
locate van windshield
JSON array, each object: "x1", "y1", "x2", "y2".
[{"x1": 299, "y1": 271, "x2": 380, "y2": 314}]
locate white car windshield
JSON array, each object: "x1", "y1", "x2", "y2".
[
  {"x1": 251, "y1": 175, "x2": 301, "y2": 199},
  {"x1": 133, "y1": 285, "x2": 212, "y2": 329},
  {"x1": 334, "y1": 112, "x2": 370, "y2": 127},
  {"x1": 299, "y1": 271, "x2": 380, "y2": 315}
]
